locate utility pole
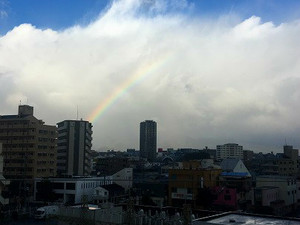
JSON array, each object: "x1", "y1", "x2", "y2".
[
  {"x1": 126, "y1": 196, "x2": 135, "y2": 225},
  {"x1": 183, "y1": 204, "x2": 192, "y2": 225}
]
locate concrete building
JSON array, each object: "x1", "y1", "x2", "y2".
[
  {"x1": 57, "y1": 120, "x2": 93, "y2": 176},
  {"x1": 35, "y1": 176, "x2": 112, "y2": 205},
  {"x1": 251, "y1": 186, "x2": 283, "y2": 215},
  {"x1": 34, "y1": 168, "x2": 132, "y2": 205},
  {"x1": 0, "y1": 143, "x2": 10, "y2": 205},
  {"x1": 95, "y1": 157, "x2": 131, "y2": 176},
  {"x1": 252, "y1": 186, "x2": 280, "y2": 207},
  {"x1": 283, "y1": 145, "x2": 299, "y2": 177},
  {"x1": 216, "y1": 143, "x2": 243, "y2": 160},
  {"x1": 182, "y1": 159, "x2": 216, "y2": 169},
  {"x1": 256, "y1": 176, "x2": 297, "y2": 213},
  {"x1": 140, "y1": 120, "x2": 157, "y2": 161},
  {"x1": 243, "y1": 150, "x2": 254, "y2": 169},
  {"x1": 220, "y1": 159, "x2": 251, "y2": 177},
  {"x1": 219, "y1": 159, "x2": 252, "y2": 210},
  {"x1": 211, "y1": 186, "x2": 238, "y2": 210},
  {"x1": 297, "y1": 180, "x2": 300, "y2": 206},
  {"x1": 168, "y1": 162, "x2": 222, "y2": 208},
  {"x1": 202, "y1": 147, "x2": 217, "y2": 160},
  {"x1": 277, "y1": 158, "x2": 298, "y2": 177},
  {"x1": 254, "y1": 148, "x2": 298, "y2": 177},
  {"x1": 93, "y1": 186, "x2": 109, "y2": 205},
  {"x1": 111, "y1": 167, "x2": 132, "y2": 191},
  {"x1": 284, "y1": 145, "x2": 298, "y2": 159},
  {"x1": 0, "y1": 105, "x2": 57, "y2": 179}
]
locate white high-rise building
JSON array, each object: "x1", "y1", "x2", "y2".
[
  {"x1": 57, "y1": 120, "x2": 93, "y2": 176},
  {"x1": 216, "y1": 143, "x2": 243, "y2": 160}
]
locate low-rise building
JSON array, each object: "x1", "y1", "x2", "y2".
[
  {"x1": 168, "y1": 161, "x2": 222, "y2": 208},
  {"x1": 35, "y1": 176, "x2": 112, "y2": 205},
  {"x1": 211, "y1": 186, "x2": 237, "y2": 210},
  {"x1": 251, "y1": 186, "x2": 283, "y2": 215},
  {"x1": 219, "y1": 159, "x2": 252, "y2": 210},
  {"x1": 34, "y1": 168, "x2": 132, "y2": 205},
  {"x1": 95, "y1": 157, "x2": 131, "y2": 176},
  {"x1": 256, "y1": 176, "x2": 297, "y2": 214},
  {"x1": 220, "y1": 159, "x2": 251, "y2": 177},
  {"x1": 111, "y1": 168, "x2": 132, "y2": 191},
  {"x1": 93, "y1": 186, "x2": 109, "y2": 205}
]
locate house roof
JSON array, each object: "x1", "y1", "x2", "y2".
[
  {"x1": 220, "y1": 159, "x2": 240, "y2": 172},
  {"x1": 221, "y1": 172, "x2": 249, "y2": 177},
  {"x1": 101, "y1": 183, "x2": 125, "y2": 194}
]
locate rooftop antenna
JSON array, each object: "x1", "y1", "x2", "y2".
[
  {"x1": 76, "y1": 105, "x2": 79, "y2": 120},
  {"x1": 19, "y1": 100, "x2": 21, "y2": 106},
  {"x1": 285, "y1": 138, "x2": 287, "y2": 146}
]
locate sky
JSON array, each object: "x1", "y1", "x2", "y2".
[{"x1": 1, "y1": 0, "x2": 300, "y2": 153}]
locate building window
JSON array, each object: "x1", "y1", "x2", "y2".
[
  {"x1": 53, "y1": 182, "x2": 64, "y2": 190},
  {"x1": 66, "y1": 183, "x2": 76, "y2": 190},
  {"x1": 224, "y1": 195, "x2": 231, "y2": 201}
]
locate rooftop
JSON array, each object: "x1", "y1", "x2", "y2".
[
  {"x1": 254, "y1": 186, "x2": 279, "y2": 190},
  {"x1": 193, "y1": 212, "x2": 300, "y2": 225}
]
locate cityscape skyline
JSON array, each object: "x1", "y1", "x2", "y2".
[
  {"x1": 0, "y1": 104, "x2": 299, "y2": 154},
  {"x1": 1, "y1": 0, "x2": 300, "y2": 152}
]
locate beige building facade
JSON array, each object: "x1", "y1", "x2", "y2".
[
  {"x1": 0, "y1": 105, "x2": 57, "y2": 180},
  {"x1": 256, "y1": 176, "x2": 297, "y2": 211},
  {"x1": 216, "y1": 143, "x2": 243, "y2": 160}
]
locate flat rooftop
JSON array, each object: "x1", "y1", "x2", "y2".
[{"x1": 193, "y1": 213, "x2": 300, "y2": 225}]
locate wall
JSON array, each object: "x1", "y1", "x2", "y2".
[
  {"x1": 211, "y1": 187, "x2": 237, "y2": 209},
  {"x1": 256, "y1": 176, "x2": 297, "y2": 206},
  {"x1": 59, "y1": 206, "x2": 123, "y2": 224},
  {"x1": 112, "y1": 168, "x2": 133, "y2": 191}
]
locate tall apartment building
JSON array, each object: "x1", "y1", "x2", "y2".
[
  {"x1": 283, "y1": 145, "x2": 299, "y2": 176},
  {"x1": 0, "y1": 105, "x2": 57, "y2": 179},
  {"x1": 57, "y1": 120, "x2": 92, "y2": 176},
  {"x1": 0, "y1": 105, "x2": 57, "y2": 180},
  {"x1": 216, "y1": 143, "x2": 243, "y2": 160},
  {"x1": 140, "y1": 120, "x2": 157, "y2": 161},
  {"x1": 0, "y1": 143, "x2": 10, "y2": 205}
]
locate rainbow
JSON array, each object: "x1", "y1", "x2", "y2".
[{"x1": 87, "y1": 53, "x2": 172, "y2": 123}]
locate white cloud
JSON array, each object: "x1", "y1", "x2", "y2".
[{"x1": 1, "y1": 0, "x2": 300, "y2": 152}]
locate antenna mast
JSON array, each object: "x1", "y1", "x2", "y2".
[
  {"x1": 76, "y1": 105, "x2": 79, "y2": 120},
  {"x1": 285, "y1": 138, "x2": 287, "y2": 146}
]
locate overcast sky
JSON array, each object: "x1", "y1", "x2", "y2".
[{"x1": 1, "y1": 0, "x2": 300, "y2": 153}]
